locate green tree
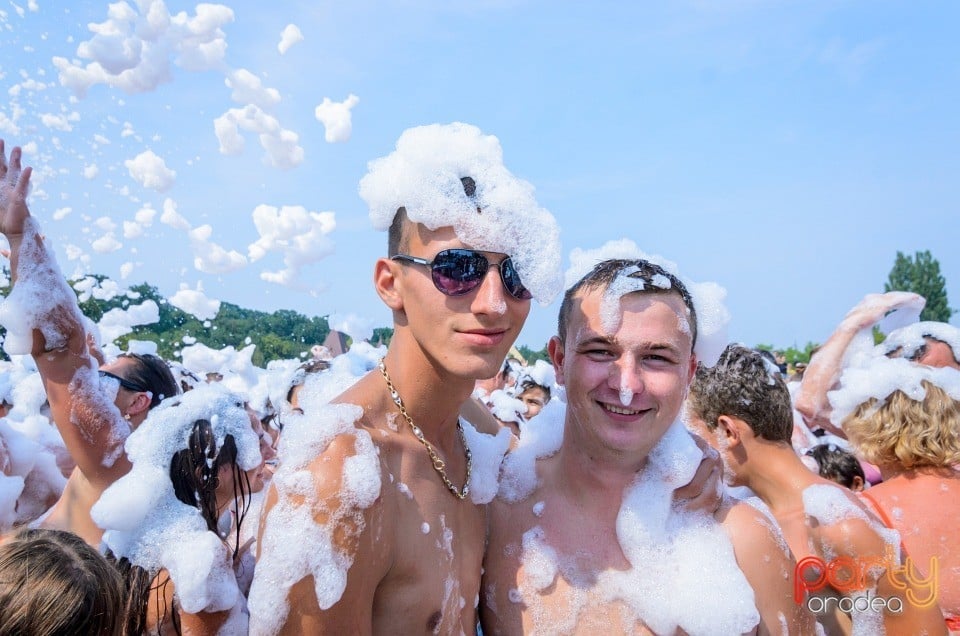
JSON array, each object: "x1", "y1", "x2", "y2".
[
  {"x1": 517, "y1": 344, "x2": 550, "y2": 365},
  {"x1": 884, "y1": 250, "x2": 955, "y2": 322}
]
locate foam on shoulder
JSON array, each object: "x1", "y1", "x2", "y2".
[
  {"x1": 247, "y1": 401, "x2": 379, "y2": 634},
  {"x1": 460, "y1": 417, "x2": 511, "y2": 504}
]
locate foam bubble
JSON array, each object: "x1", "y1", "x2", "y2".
[{"x1": 359, "y1": 122, "x2": 563, "y2": 305}]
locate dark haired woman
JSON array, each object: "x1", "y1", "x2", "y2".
[{"x1": 93, "y1": 383, "x2": 273, "y2": 635}]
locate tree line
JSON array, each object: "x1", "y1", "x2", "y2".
[{"x1": 0, "y1": 250, "x2": 952, "y2": 367}]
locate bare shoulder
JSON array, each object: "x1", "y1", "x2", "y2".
[
  {"x1": 721, "y1": 498, "x2": 786, "y2": 548},
  {"x1": 461, "y1": 396, "x2": 502, "y2": 435}
]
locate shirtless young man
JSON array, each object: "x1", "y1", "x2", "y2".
[
  {"x1": 687, "y1": 343, "x2": 946, "y2": 635},
  {"x1": 0, "y1": 140, "x2": 179, "y2": 546},
  {"x1": 248, "y1": 123, "x2": 565, "y2": 634},
  {"x1": 482, "y1": 259, "x2": 811, "y2": 635}
]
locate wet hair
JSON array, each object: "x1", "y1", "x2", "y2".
[
  {"x1": 0, "y1": 528, "x2": 124, "y2": 636},
  {"x1": 169, "y1": 419, "x2": 248, "y2": 541},
  {"x1": 843, "y1": 381, "x2": 960, "y2": 470},
  {"x1": 557, "y1": 258, "x2": 698, "y2": 349},
  {"x1": 118, "y1": 353, "x2": 180, "y2": 409},
  {"x1": 119, "y1": 418, "x2": 251, "y2": 635},
  {"x1": 805, "y1": 444, "x2": 866, "y2": 490},
  {"x1": 688, "y1": 343, "x2": 794, "y2": 443}
]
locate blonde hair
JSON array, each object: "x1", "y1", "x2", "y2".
[{"x1": 844, "y1": 381, "x2": 960, "y2": 470}]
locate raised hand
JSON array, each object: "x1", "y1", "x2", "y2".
[
  {"x1": 0, "y1": 139, "x2": 33, "y2": 239},
  {"x1": 839, "y1": 291, "x2": 925, "y2": 332}
]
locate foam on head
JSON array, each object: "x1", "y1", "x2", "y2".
[
  {"x1": 359, "y1": 122, "x2": 563, "y2": 305},
  {"x1": 565, "y1": 239, "x2": 730, "y2": 366},
  {"x1": 881, "y1": 321, "x2": 960, "y2": 362},
  {"x1": 828, "y1": 349, "x2": 960, "y2": 428},
  {"x1": 91, "y1": 383, "x2": 260, "y2": 617}
]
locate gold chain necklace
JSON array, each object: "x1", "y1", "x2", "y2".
[{"x1": 378, "y1": 358, "x2": 472, "y2": 500}]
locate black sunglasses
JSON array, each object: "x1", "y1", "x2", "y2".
[
  {"x1": 99, "y1": 370, "x2": 149, "y2": 393},
  {"x1": 391, "y1": 248, "x2": 532, "y2": 300}
]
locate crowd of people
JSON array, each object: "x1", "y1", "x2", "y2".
[{"x1": 0, "y1": 127, "x2": 958, "y2": 635}]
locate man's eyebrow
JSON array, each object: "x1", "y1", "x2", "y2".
[{"x1": 575, "y1": 334, "x2": 615, "y2": 347}]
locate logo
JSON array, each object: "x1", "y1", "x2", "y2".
[{"x1": 794, "y1": 546, "x2": 938, "y2": 613}]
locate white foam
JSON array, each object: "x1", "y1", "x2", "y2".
[
  {"x1": 828, "y1": 352, "x2": 960, "y2": 428},
  {"x1": 498, "y1": 398, "x2": 566, "y2": 502},
  {"x1": 248, "y1": 402, "x2": 380, "y2": 634},
  {"x1": 881, "y1": 320, "x2": 960, "y2": 362},
  {"x1": 92, "y1": 383, "x2": 260, "y2": 619},
  {"x1": 460, "y1": 417, "x2": 511, "y2": 504},
  {"x1": 359, "y1": 122, "x2": 563, "y2": 305},
  {"x1": 0, "y1": 218, "x2": 81, "y2": 355}
]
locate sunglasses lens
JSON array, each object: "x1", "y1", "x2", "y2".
[
  {"x1": 431, "y1": 249, "x2": 487, "y2": 296},
  {"x1": 500, "y1": 258, "x2": 532, "y2": 300}
]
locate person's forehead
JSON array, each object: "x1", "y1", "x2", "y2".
[{"x1": 575, "y1": 286, "x2": 690, "y2": 331}]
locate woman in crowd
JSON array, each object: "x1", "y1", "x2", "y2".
[
  {"x1": 843, "y1": 376, "x2": 960, "y2": 631},
  {"x1": 94, "y1": 383, "x2": 274, "y2": 635}
]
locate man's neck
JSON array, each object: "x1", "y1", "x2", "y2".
[
  {"x1": 740, "y1": 441, "x2": 821, "y2": 512},
  {"x1": 552, "y1": 437, "x2": 651, "y2": 512},
  {"x1": 379, "y1": 343, "x2": 476, "y2": 439}
]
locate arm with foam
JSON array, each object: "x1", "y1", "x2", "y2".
[
  {"x1": 724, "y1": 502, "x2": 816, "y2": 635},
  {"x1": 249, "y1": 407, "x2": 388, "y2": 635},
  {"x1": 795, "y1": 292, "x2": 924, "y2": 437},
  {"x1": 0, "y1": 141, "x2": 131, "y2": 488}
]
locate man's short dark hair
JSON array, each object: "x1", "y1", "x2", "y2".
[
  {"x1": 805, "y1": 443, "x2": 866, "y2": 489},
  {"x1": 688, "y1": 343, "x2": 793, "y2": 443},
  {"x1": 556, "y1": 258, "x2": 698, "y2": 348}
]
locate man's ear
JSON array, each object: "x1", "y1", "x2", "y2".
[
  {"x1": 374, "y1": 258, "x2": 404, "y2": 311},
  {"x1": 850, "y1": 476, "x2": 865, "y2": 492},
  {"x1": 717, "y1": 415, "x2": 742, "y2": 447},
  {"x1": 547, "y1": 336, "x2": 566, "y2": 386},
  {"x1": 128, "y1": 391, "x2": 152, "y2": 418},
  {"x1": 686, "y1": 353, "x2": 698, "y2": 384}
]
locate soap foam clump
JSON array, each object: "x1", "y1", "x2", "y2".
[{"x1": 359, "y1": 122, "x2": 562, "y2": 305}]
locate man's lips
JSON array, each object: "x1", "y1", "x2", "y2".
[
  {"x1": 597, "y1": 401, "x2": 651, "y2": 417},
  {"x1": 459, "y1": 329, "x2": 509, "y2": 346}
]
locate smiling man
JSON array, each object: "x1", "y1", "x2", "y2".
[{"x1": 482, "y1": 259, "x2": 812, "y2": 635}]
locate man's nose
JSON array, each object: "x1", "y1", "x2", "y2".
[
  {"x1": 471, "y1": 266, "x2": 508, "y2": 315},
  {"x1": 609, "y1": 356, "x2": 644, "y2": 393}
]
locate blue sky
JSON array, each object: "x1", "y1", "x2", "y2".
[{"x1": 1, "y1": 0, "x2": 958, "y2": 353}]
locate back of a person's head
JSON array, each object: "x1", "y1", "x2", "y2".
[
  {"x1": 119, "y1": 352, "x2": 180, "y2": 409},
  {"x1": 804, "y1": 443, "x2": 866, "y2": 490},
  {"x1": 844, "y1": 381, "x2": 960, "y2": 470},
  {"x1": 0, "y1": 528, "x2": 123, "y2": 636},
  {"x1": 688, "y1": 343, "x2": 793, "y2": 443}
]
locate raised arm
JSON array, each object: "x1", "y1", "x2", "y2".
[
  {"x1": 794, "y1": 292, "x2": 923, "y2": 436},
  {"x1": 0, "y1": 140, "x2": 131, "y2": 489}
]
